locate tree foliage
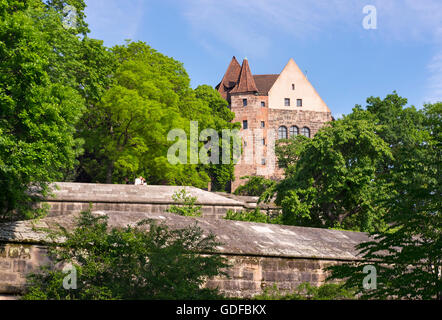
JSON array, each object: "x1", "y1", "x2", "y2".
[
  {"x1": 269, "y1": 92, "x2": 434, "y2": 233},
  {"x1": 23, "y1": 209, "x2": 229, "y2": 300},
  {"x1": 169, "y1": 189, "x2": 202, "y2": 217},
  {"x1": 253, "y1": 282, "x2": 357, "y2": 300},
  {"x1": 328, "y1": 102, "x2": 441, "y2": 300},
  {"x1": 194, "y1": 85, "x2": 239, "y2": 192},
  {"x1": 77, "y1": 42, "x2": 238, "y2": 189},
  {"x1": 270, "y1": 113, "x2": 392, "y2": 231},
  {"x1": 224, "y1": 208, "x2": 281, "y2": 224},
  {"x1": 0, "y1": 0, "x2": 87, "y2": 221},
  {"x1": 234, "y1": 176, "x2": 276, "y2": 197}
]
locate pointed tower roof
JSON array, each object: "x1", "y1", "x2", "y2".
[
  {"x1": 230, "y1": 58, "x2": 258, "y2": 94},
  {"x1": 216, "y1": 56, "x2": 242, "y2": 100}
]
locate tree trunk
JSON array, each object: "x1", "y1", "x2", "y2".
[{"x1": 106, "y1": 161, "x2": 114, "y2": 184}]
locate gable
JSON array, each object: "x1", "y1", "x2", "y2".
[{"x1": 268, "y1": 59, "x2": 330, "y2": 113}]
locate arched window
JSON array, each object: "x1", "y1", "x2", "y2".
[
  {"x1": 289, "y1": 126, "x2": 299, "y2": 137},
  {"x1": 278, "y1": 126, "x2": 288, "y2": 139},
  {"x1": 301, "y1": 127, "x2": 310, "y2": 138}
]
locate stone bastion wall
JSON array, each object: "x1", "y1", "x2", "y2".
[
  {"x1": 35, "y1": 183, "x2": 279, "y2": 219},
  {"x1": 0, "y1": 191, "x2": 369, "y2": 299}
]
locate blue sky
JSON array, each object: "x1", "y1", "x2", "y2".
[{"x1": 84, "y1": 0, "x2": 442, "y2": 118}]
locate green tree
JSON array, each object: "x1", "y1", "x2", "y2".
[
  {"x1": 234, "y1": 176, "x2": 276, "y2": 197},
  {"x1": 0, "y1": 0, "x2": 85, "y2": 221},
  {"x1": 169, "y1": 189, "x2": 202, "y2": 217},
  {"x1": 194, "y1": 85, "x2": 239, "y2": 192},
  {"x1": 78, "y1": 42, "x2": 239, "y2": 189},
  {"x1": 328, "y1": 102, "x2": 441, "y2": 300},
  {"x1": 23, "y1": 209, "x2": 229, "y2": 300},
  {"x1": 253, "y1": 282, "x2": 357, "y2": 300},
  {"x1": 270, "y1": 114, "x2": 392, "y2": 231},
  {"x1": 269, "y1": 92, "x2": 432, "y2": 233},
  {"x1": 224, "y1": 208, "x2": 281, "y2": 224}
]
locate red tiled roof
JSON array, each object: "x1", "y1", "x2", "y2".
[
  {"x1": 216, "y1": 56, "x2": 241, "y2": 100},
  {"x1": 216, "y1": 58, "x2": 279, "y2": 100},
  {"x1": 230, "y1": 58, "x2": 258, "y2": 94}
]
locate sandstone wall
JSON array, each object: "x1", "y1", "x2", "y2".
[
  {"x1": 38, "y1": 183, "x2": 246, "y2": 219},
  {"x1": 0, "y1": 209, "x2": 368, "y2": 300},
  {"x1": 0, "y1": 243, "x2": 50, "y2": 299},
  {"x1": 0, "y1": 242, "x2": 340, "y2": 299}
]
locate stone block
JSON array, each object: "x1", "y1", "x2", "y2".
[
  {"x1": 242, "y1": 271, "x2": 254, "y2": 281},
  {"x1": 0, "y1": 260, "x2": 11, "y2": 270},
  {"x1": 300, "y1": 272, "x2": 312, "y2": 282},
  {"x1": 262, "y1": 271, "x2": 277, "y2": 282},
  {"x1": 240, "y1": 281, "x2": 256, "y2": 291},
  {"x1": 205, "y1": 280, "x2": 222, "y2": 290},
  {"x1": 277, "y1": 260, "x2": 289, "y2": 270},
  {"x1": 261, "y1": 259, "x2": 278, "y2": 271},
  {"x1": 12, "y1": 261, "x2": 27, "y2": 273},
  {"x1": 286, "y1": 272, "x2": 300, "y2": 282},
  {"x1": 0, "y1": 273, "x2": 17, "y2": 282},
  {"x1": 223, "y1": 281, "x2": 241, "y2": 291}
]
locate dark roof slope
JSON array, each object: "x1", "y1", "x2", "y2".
[
  {"x1": 230, "y1": 58, "x2": 258, "y2": 94},
  {"x1": 216, "y1": 58, "x2": 280, "y2": 100},
  {"x1": 253, "y1": 74, "x2": 279, "y2": 95},
  {"x1": 216, "y1": 56, "x2": 241, "y2": 100}
]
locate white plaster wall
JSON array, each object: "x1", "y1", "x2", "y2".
[{"x1": 268, "y1": 59, "x2": 330, "y2": 113}]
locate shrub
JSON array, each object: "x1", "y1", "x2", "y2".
[
  {"x1": 234, "y1": 176, "x2": 276, "y2": 197},
  {"x1": 253, "y1": 282, "x2": 357, "y2": 300},
  {"x1": 169, "y1": 189, "x2": 202, "y2": 217},
  {"x1": 22, "y1": 209, "x2": 228, "y2": 300},
  {"x1": 224, "y1": 208, "x2": 282, "y2": 224}
]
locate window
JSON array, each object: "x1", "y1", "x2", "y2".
[
  {"x1": 297, "y1": 99, "x2": 303, "y2": 107},
  {"x1": 261, "y1": 101, "x2": 266, "y2": 107},
  {"x1": 292, "y1": 84, "x2": 295, "y2": 90},
  {"x1": 262, "y1": 138, "x2": 266, "y2": 145},
  {"x1": 244, "y1": 141, "x2": 247, "y2": 147},
  {"x1": 278, "y1": 126, "x2": 288, "y2": 139},
  {"x1": 284, "y1": 98, "x2": 290, "y2": 106},
  {"x1": 243, "y1": 99, "x2": 248, "y2": 107},
  {"x1": 261, "y1": 121, "x2": 265, "y2": 128},
  {"x1": 261, "y1": 158, "x2": 266, "y2": 165},
  {"x1": 243, "y1": 120, "x2": 248, "y2": 129},
  {"x1": 301, "y1": 127, "x2": 310, "y2": 138},
  {"x1": 290, "y1": 126, "x2": 299, "y2": 137}
]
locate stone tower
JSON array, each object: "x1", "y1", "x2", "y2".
[{"x1": 216, "y1": 57, "x2": 332, "y2": 191}]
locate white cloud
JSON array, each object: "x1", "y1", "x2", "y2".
[
  {"x1": 182, "y1": 0, "x2": 361, "y2": 57},
  {"x1": 182, "y1": 0, "x2": 442, "y2": 51},
  {"x1": 85, "y1": 0, "x2": 145, "y2": 46},
  {"x1": 425, "y1": 51, "x2": 442, "y2": 103},
  {"x1": 181, "y1": 0, "x2": 442, "y2": 102}
]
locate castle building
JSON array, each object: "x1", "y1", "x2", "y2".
[{"x1": 216, "y1": 57, "x2": 332, "y2": 191}]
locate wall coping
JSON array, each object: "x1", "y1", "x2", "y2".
[{"x1": 0, "y1": 211, "x2": 369, "y2": 262}]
